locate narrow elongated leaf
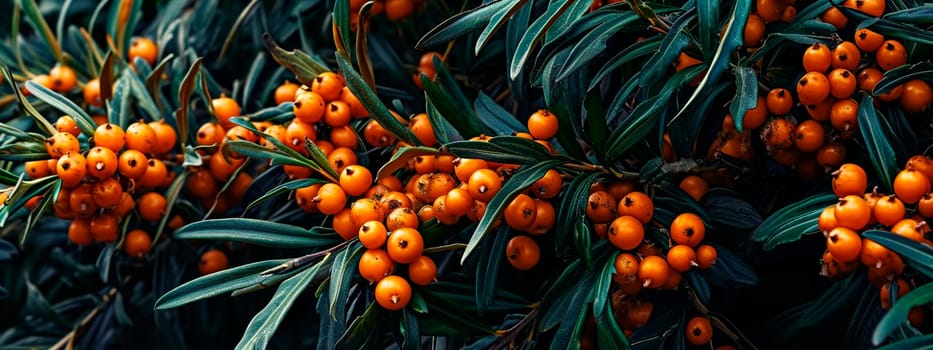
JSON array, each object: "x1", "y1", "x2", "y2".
[
  {"x1": 240, "y1": 52, "x2": 265, "y2": 110},
  {"x1": 476, "y1": 0, "x2": 528, "y2": 54},
  {"x1": 400, "y1": 308, "x2": 420, "y2": 350},
  {"x1": 153, "y1": 171, "x2": 186, "y2": 244},
  {"x1": 2, "y1": 66, "x2": 55, "y2": 135},
  {"x1": 175, "y1": 58, "x2": 203, "y2": 148},
  {"x1": 474, "y1": 92, "x2": 525, "y2": 135},
  {"x1": 857, "y1": 94, "x2": 898, "y2": 192},
  {"x1": 428, "y1": 56, "x2": 485, "y2": 137},
  {"x1": 25, "y1": 81, "x2": 96, "y2": 136},
  {"x1": 375, "y1": 146, "x2": 439, "y2": 180},
  {"x1": 16, "y1": 0, "x2": 62, "y2": 62},
  {"x1": 556, "y1": 12, "x2": 641, "y2": 81},
  {"x1": 510, "y1": 0, "x2": 576, "y2": 79},
  {"x1": 729, "y1": 66, "x2": 759, "y2": 133},
  {"x1": 443, "y1": 137, "x2": 555, "y2": 165},
  {"x1": 555, "y1": 172, "x2": 601, "y2": 253},
  {"x1": 225, "y1": 140, "x2": 311, "y2": 168},
  {"x1": 475, "y1": 225, "x2": 509, "y2": 312},
  {"x1": 697, "y1": 0, "x2": 719, "y2": 59},
  {"x1": 883, "y1": 5, "x2": 933, "y2": 24},
  {"x1": 416, "y1": 0, "x2": 511, "y2": 49},
  {"x1": 335, "y1": 301, "x2": 381, "y2": 349},
  {"x1": 244, "y1": 178, "x2": 326, "y2": 212},
  {"x1": 422, "y1": 77, "x2": 481, "y2": 139},
  {"x1": 751, "y1": 193, "x2": 836, "y2": 250},
  {"x1": 425, "y1": 96, "x2": 462, "y2": 144},
  {"x1": 863, "y1": 230, "x2": 933, "y2": 279},
  {"x1": 263, "y1": 33, "x2": 329, "y2": 86},
  {"x1": 122, "y1": 63, "x2": 162, "y2": 121},
  {"x1": 857, "y1": 16, "x2": 933, "y2": 45},
  {"x1": 236, "y1": 262, "x2": 324, "y2": 350},
  {"x1": 155, "y1": 259, "x2": 287, "y2": 310},
  {"x1": 877, "y1": 334, "x2": 933, "y2": 350},
  {"x1": 461, "y1": 160, "x2": 562, "y2": 264},
  {"x1": 638, "y1": 10, "x2": 695, "y2": 88},
  {"x1": 872, "y1": 62, "x2": 933, "y2": 95},
  {"x1": 175, "y1": 218, "x2": 342, "y2": 249},
  {"x1": 574, "y1": 217, "x2": 593, "y2": 268},
  {"x1": 589, "y1": 37, "x2": 661, "y2": 90},
  {"x1": 593, "y1": 251, "x2": 618, "y2": 318},
  {"x1": 336, "y1": 53, "x2": 420, "y2": 146},
  {"x1": 328, "y1": 242, "x2": 363, "y2": 320},
  {"x1": 872, "y1": 282, "x2": 933, "y2": 345}
]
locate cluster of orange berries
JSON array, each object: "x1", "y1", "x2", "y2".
[{"x1": 818, "y1": 159, "x2": 933, "y2": 326}]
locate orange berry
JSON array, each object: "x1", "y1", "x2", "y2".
[
  {"x1": 359, "y1": 249, "x2": 395, "y2": 283},
  {"x1": 129, "y1": 37, "x2": 158, "y2": 66},
  {"x1": 408, "y1": 255, "x2": 438, "y2": 286},
  {"x1": 608, "y1": 216, "x2": 645, "y2": 250},
  {"x1": 685, "y1": 316, "x2": 714, "y2": 346},
  {"x1": 637, "y1": 255, "x2": 670, "y2": 289},
  {"x1": 387, "y1": 227, "x2": 424, "y2": 264},
  {"x1": 374, "y1": 275, "x2": 411, "y2": 310},
  {"x1": 670, "y1": 213, "x2": 706, "y2": 247},
  {"x1": 199, "y1": 249, "x2": 229, "y2": 275},
  {"x1": 68, "y1": 218, "x2": 93, "y2": 245},
  {"x1": 695, "y1": 244, "x2": 718, "y2": 269},
  {"x1": 527, "y1": 109, "x2": 559, "y2": 139},
  {"x1": 802, "y1": 43, "x2": 832, "y2": 73},
  {"x1": 893, "y1": 167, "x2": 931, "y2": 204},
  {"x1": 125, "y1": 120, "x2": 157, "y2": 154},
  {"x1": 124, "y1": 229, "x2": 152, "y2": 258},
  {"x1": 826, "y1": 227, "x2": 862, "y2": 263},
  {"x1": 506, "y1": 235, "x2": 541, "y2": 270},
  {"x1": 212, "y1": 96, "x2": 242, "y2": 129},
  {"x1": 137, "y1": 192, "x2": 167, "y2": 222},
  {"x1": 831, "y1": 163, "x2": 867, "y2": 197},
  {"x1": 57, "y1": 152, "x2": 87, "y2": 188}
]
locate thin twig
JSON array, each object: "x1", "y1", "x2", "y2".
[{"x1": 49, "y1": 287, "x2": 119, "y2": 350}]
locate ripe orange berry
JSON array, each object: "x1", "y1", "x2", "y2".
[
  {"x1": 831, "y1": 41, "x2": 860, "y2": 71},
  {"x1": 612, "y1": 253, "x2": 639, "y2": 284},
  {"x1": 386, "y1": 207, "x2": 420, "y2": 231},
  {"x1": 25, "y1": 160, "x2": 51, "y2": 179},
  {"x1": 408, "y1": 255, "x2": 438, "y2": 286},
  {"x1": 137, "y1": 159, "x2": 167, "y2": 189},
  {"x1": 820, "y1": 6, "x2": 848, "y2": 29},
  {"x1": 827, "y1": 68, "x2": 856, "y2": 99},
  {"x1": 797, "y1": 72, "x2": 831, "y2": 105},
  {"x1": 468, "y1": 169, "x2": 502, "y2": 202},
  {"x1": 761, "y1": 117, "x2": 796, "y2": 150},
  {"x1": 363, "y1": 119, "x2": 396, "y2": 147},
  {"x1": 744, "y1": 13, "x2": 766, "y2": 47},
  {"x1": 85, "y1": 147, "x2": 118, "y2": 179},
  {"x1": 46, "y1": 132, "x2": 80, "y2": 158},
  {"x1": 149, "y1": 120, "x2": 178, "y2": 155},
  {"x1": 855, "y1": 28, "x2": 884, "y2": 52},
  {"x1": 744, "y1": 96, "x2": 769, "y2": 130},
  {"x1": 339, "y1": 165, "x2": 373, "y2": 197},
  {"x1": 57, "y1": 152, "x2": 87, "y2": 188},
  {"x1": 293, "y1": 91, "x2": 326, "y2": 124},
  {"x1": 879, "y1": 278, "x2": 909, "y2": 310},
  {"x1": 695, "y1": 244, "x2": 718, "y2": 269},
  {"x1": 891, "y1": 218, "x2": 925, "y2": 242},
  {"x1": 816, "y1": 141, "x2": 847, "y2": 169},
  {"x1": 794, "y1": 119, "x2": 825, "y2": 153},
  {"x1": 834, "y1": 195, "x2": 871, "y2": 230},
  {"x1": 327, "y1": 147, "x2": 358, "y2": 172},
  {"x1": 608, "y1": 216, "x2": 645, "y2": 250},
  {"x1": 49, "y1": 65, "x2": 77, "y2": 92},
  {"x1": 527, "y1": 109, "x2": 559, "y2": 140},
  {"x1": 68, "y1": 218, "x2": 93, "y2": 245},
  {"x1": 685, "y1": 316, "x2": 714, "y2": 346},
  {"x1": 387, "y1": 227, "x2": 424, "y2": 264},
  {"x1": 339, "y1": 87, "x2": 368, "y2": 118},
  {"x1": 212, "y1": 96, "x2": 242, "y2": 129},
  {"x1": 55, "y1": 116, "x2": 81, "y2": 137},
  {"x1": 333, "y1": 208, "x2": 359, "y2": 240},
  {"x1": 826, "y1": 227, "x2": 862, "y2": 263},
  {"x1": 893, "y1": 167, "x2": 931, "y2": 204},
  {"x1": 666, "y1": 244, "x2": 697, "y2": 272},
  {"x1": 196, "y1": 122, "x2": 225, "y2": 147},
  {"x1": 876, "y1": 40, "x2": 907, "y2": 71},
  {"x1": 900, "y1": 79, "x2": 933, "y2": 113},
  {"x1": 90, "y1": 213, "x2": 119, "y2": 242},
  {"x1": 138, "y1": 192, "x2": 167, "y2": 222},
  {"x1": 586, "y1": 190, "x2": 617, "y2": 224},
  {"x1": 637, "y1": 255, "x2": 670, "y2": 288},
  {"x1": 874, "y1": 195, "x2": 906, "y2": 227},
  {"x1": 844, "y1": 0, "x2": 885, "y2": 17},
  {"x1": 757, "y1": 0, "x2": 788, "y2": 22},
  {"x1": 527, "y1": 199, "x2": 556, "y2": 235},
  {"x1": 802, "y1": 43, "x2": 832, "y2": 73},
  {"x1": 311, "y1": 72, "x2": 345, "y2": 102},
  {"x1": 129, "y1": 37, "x2": 158, "y2": 66},
  {"x1": 530, "y1": 169, "x2": 563, "y2": 199},
  {"x1": 359, "y1": 249, "x2": 395, "y2": 283},
  {"x1": 351, "y1": 198, "x2": 386, "y2": 227},
  {"x1": 766, "y1": 88, "x2": 794, "y2": 115},
  {"x1": 504, "y1": 194, "x2": 537, "y2": 231},
  {"x1": 831, "y1": 163, "x2": 867, "y2": 197},
  {"x1": 70, "y1": 184, "x2": 98, "y2": 218},
  {"x1": 506, "y1": 235, "x2": 541, "y2": 270},
  {"x1": 274, "y1": 80, "x2": 300, "y2": 105},
  {"x1": 117, "y1": 149, "x2": 148, "y2": 179},
  {"x1": 670, "y1": 213, "x2": 706, "y2": 247},
  {"x1": 616, "y1": 191, "x2": 654, "y2": 224},
  {"x1": 374, "y1": 275, "x2": 412, "y2": 310},
  {"x1": 83, "y1": 79, "x2": 103, "y2": 107},
  {"x1": 199, "y1": 249, "x2": 229, "y2": 275},
  {"x1": 92, "y1": 177, "x2": 123, "y2": 208},
  {"x1": 125, "y1": 120, "x2": 156, "y2": 154},
  {"x1": 679, "y1": 175, "x2": 709, "y2": 202},
  {"x1": 314, "y1": 183, "x2": 348, "y2": 215},
  {"x1": 409, "y1": 113, "x2": 437, "y2": 147},
  {"x1": 124, "y1": 229, "x2": 152, "y2": 258},
  {"x1": 918, "y1": 194, "x2": 933, "y2": 218}
]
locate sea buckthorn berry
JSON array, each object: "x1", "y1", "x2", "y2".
[
  {"x1": 696, "y1": 244, "x2": 718, "y2": 268},
  {"x1": 744, "y1": 13, "x2": 765, "y2": 47},
  {"x1": 311, "y1": 72, "x2": 345, "y2": 101},
  {"x1": 806, "y1": 98, "x2": 834, "y2": 122},
  {"x1": 196, "y1": 122, "x2": 225, "y2": 147},
  {"x1": 86, "y1": 147, "x2": 118, "y2": 179},
  {"x1": 374, "y1": 275, "x2": 411, "y2": 310},
  {"x1": 444, "y1": 188, "x2": 474, "y2": 217},
  {"x1": 90, "y1": 213, "x2": 119, "y2": 243},
  {"x1": 879, "y1": 279, "x2": 910, "y2": 310},
  {"x1": 359, "y1": 221, "x2": 388, "y2": 249},
  {"x1": 504, "y1": 194, "x2": 537, "y2": 231},
  {"x1": 637, "y1": 255, "x2": 670, "y2": 288},
  {"x1": 685, "y1": 316, "x2": 714, "y2": 346},
  {"x1": 876, "y1": 40, "x2": 907, "y2": 71},
  {"x1": 506, "y1": 235, "x2": 541, "y2": 271},
  {"x1": 274, "y1": 80, "x2": 299, "y2": 105},
  {"x1": 527, "y1": 199, "x2": 556, "y2": 235},
  {"x1": 761, "y1": 117, "x2": 796, "y2": 150},
  {"x1": 125, "y1": 120, "x2": 157, "y2": 154},
  {"x1": 873, "y1": 195, "x2": 906, "y2": 227},
  {"x1": 199, "y1": 249, "x2": 229, "y2": 275},
  {"x1": 92, "y1": 177, "x2": 123, "y2": 208},
  {"x1": 667, "y1": 244, "x2": 697, "y2": 272},
  {"x1": 531, "y1": 169, "x2": 562, "y2": 199},
  {"x1": 670, "y1": 213, "x2": 706, "y2": 247},
  {"x1": 25, "y1": 160, "x2": 51, "y2": 179},
  {"x1": 363, "y1": 119, "x2": 396, "y2": 147},
  {"x1": 802, "y1": 43, "x2": 832, "y2": 73},
  {"x1": 454, "y1": 158, "x2": 488, "y2": 183},
  {"x1": 46, "y1": 132, "x2": 80, "y2": 158},
  {"x1": 766, "y1": 88, "x2": 794, "y2": 115},
  {"x1": 55, "y1": 116, "x2": 81, "y2": 137},
  {"x1": 831, "y1": 163, "x2": 867, "y2": 198},
  {"x1": 612, "y1": 253, "x2": 640, "y2": 284},
  {"x1": 797, "y1": 72, "x2": 831, "y2": 105},
  {"x1": 137, "y1": 159, "x2": 168, "y2": 189},
  {"x1": 340, "y1": 165, "x2": 373, "y2": 197},
  {"x1": 117, "y1": 149, "x2": 148, "y2": 179},
  {"x1": 831, "y1": 41, "x2": 860, "y2": 71},
  {"x1": 147, "y1": 120, "x2": 177, "y2": 155},
  {"x1": 756, "y1": 0, "x2": 788, "y2": 22},
  {"x1": 828, "y1": 69, "x2": 856, "y2": 99},
  {"x1": 586, "y1": 190, "x2": 617, "y2": 224},
  {"x1": 409, "y1": 113, "x2": 437, "y2": 147},
  {"x1": 387, "y1": 227, "x2": 424, "y2": 264},
  {"x1": 468, "y1": 169, "x2": 502, "y2": 202},
  {"x1": 83, "y1": 79, "x2": 103, "y2": 107},
  {"x1": 129, "y1": 37, "x2": 158, "y2": 66},
  {"x1": 124, "y1": 229, "x2": 152, "y2": 258},
  {"x1": 212, "y1": 95, "x2": 241, "y2": 129},
  {"x1": 57, "y1": 152, "x2": 87, "y2": 188},
  {"x1": 744, "y1": 96, "x2": 769, "y2": 130},
  {"x1": 834, "y1": 195, "x2": 871, "y2": 230},
  {"x1": 386, "y1": 207, "x2": 419, "y2": 231},
  {"x1": 794, "y1": 119, "x2": 825, "y2": 153},
  {"x1": 855, "y1": 28, "x2": 884, "y2": 52},
  {"x1": 314, "y1": 183, "x2": 348, "y2": 215},
  {"x1": 408, "y1": 255, "x2": 438, "y2": 286},
  {"x1": 293, "y1": 91, "x2": 326, "y2": 124},
  {"x1": 820, "y1": 6, "x2": 848, "y2": 29},
  {"x1": 351, "y1": 198, "x2": 386, "y2": 227},
  {"x1": 187, "y1": 169, "x2": 219, "y2": 201},
  {"x1": 893, "y1": 167, "x2": 931, "y2": 205},
  {"x1": 918, "y1": 194, "x2": 933, "y2": 218},
  {"x1": 607, "y1": 181, "x2": 637, "y2": 201},
  {"x1": 527, "y1": 109, "x2": 559, "y2": 140},
  {"x1": 330, "y1": 125, "x2": 359, "y2": 150},
  {"x1": 679, "y1": 175, "x2": 709, "y2": 202},
  {"x1": 339, "y1": 87, "x2": 368, "y2": 118},
  {"x1": 608, "y1": 215, "x2": 645, "y2": 250},
  {"x1": 617, "y1": 191, "x2": 654, "y2": 224},
  {"x1": 68, "y1": 218, "x2": 93, "y2": 245},
  {"x1": 49, "y1": 65, "x2": 77, "y2": 92},
  {"x1": 860, "y1": 237, "x2": 892, "y2": 269},
  {"x1": 826, "y1": 227, "x2": 862, "y2": 263},
  {"x1": 331, "y1": 208, "x2": 358, "y2": 240},
  {"x1": 359, "y1": 249, "x2": 395, "y2": 283},
  {"x1": 891, "y1": 218, "x2": 925, "y2": 242},
  {"x1": 70, "y1": 184, "x2": 99, "y2": 218},
  {"x1": 844, "y1": 0, "x2": 885, "y2": 17},
  {"x1": 285, "y1": 119, "x2": 318, "y2": 154},
  {"x1": 900, "y1": 79, "x2": 933, "y2": 113},
  {"x1": 138, "y1": 192, "x2": 167, "y2": 222},
  {"x1": 816, "y1": 141, "x2": 847, "y2": 169}
]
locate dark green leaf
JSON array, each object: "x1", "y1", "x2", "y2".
[
  {"x1": 638, "y1": 10, "x2": 694, "y2": 88},
  {"x1": 589, "y1": 36, "x2": 662, "y2": 90},
  {"x1": 263, "y1": 33, "x2": 330, "y2": 86},
  {"x1": 857, "y1": 16, "x2": 933, "y2": 46},
  {"x1": 416, "y1": 1, "x2": 512, "y2": 49},
  {"x1": 25, "y1": 81, "x2": 96, "y2": 136},
  {"x1": 592, "y1": 251, "x2": 618, "y2": 318},
  {"x1": 16, "y1": 0, "x2": 62, "y2": 62},
  {"x1": 329, "y1": 241, "x2": 363, "y2": 321},
  {"x1": 476, "y1": 0, "x2": 529, "y2": 54},
  {"x1": 697, "y1": 0, "x2": 719, "y2": 59},
  {"x1": 244, "y1": 178, "x2": 327, "y2": 212},
  {"x1": 175, "y1": 58, "x2": 203, "y2": 148},
  {"x1": 872, "y1": 282, "x2": 933, "y2": 345},
  {"x1": 750, "y1": 193, "x2": 836, "y2": 250},
  {"x1": 509, "y1": 0, "x2": 576, "y2": 79},
  {"x1": 336, "y1": 53, "x2": 421, "y2": 146},
  {"x1": 461, "y1": 160, "x2": 562, "y2": 264},
  {"x1": 425, "y1": 95, "x2": 462, "y2": 144},
  {"x1": 872, "y1": 62, "x2": 933, "y2": 96},
  {"x1": 426, "y1": 56, "x2": 485, "y2": 137},
  {"x1": 858, "y1": 94, "x2": 898, "y2": 192},
  {"x1": 475, "y1": 225, "x2": 509, "y2": 312},
  {"x1": 442, "y1": 137, "x2": 556, "y2": 165},
  {"x1": 863, "y1": 230, "x2": 933, "y2": 279},
  {"x1": 175, "y1": 218, "x2": 343, "y2": 249},
  {"x1": 555, "y1": 172, "x2": 600, "y2": 254},
  {"x1": 335, "y1": 301, "x2": 381, "y2": 349},
  {"x1": 473, "y1": 92, "x2": 525, "y2": 135},
  {"x1": 400, "y1": 308, "x2": 421, "y2": 350},
  {"x1": 155, "y1": 259, "x2": 288, "y2": 310},
  {"x1": 224, "y1": 140, "x2": 311, "y2": 168},
  {"x1": 375, "y1": 146, "x2": 439, "y2": 181},
  {"x1": 2, "y1": 65, "x2": 56, "y2": 135},
  {"x1": 555, "y1": 11, "x2": 640, "y2": 81},
  {"x1": 574, "y1": 216, "x2": 593, "y2": 268},
  {"x1": 883, "y1": 5, "x2": 933, "y2": 24},
  {"x1": 729, "y1": 66, "x2": 759, "y2": 133},
  {"x1": 702, "y1": 188, "x2": 763, "y2": 231},
  {"x1": 235, "y1": 261, "x2": 324, "y2": 350},
  {"x1": 121, "y1": 66, "x2": 162, "y2": 121},
  {"x1": 153, "y1": 171, "x2": 186, "y2": 244}
]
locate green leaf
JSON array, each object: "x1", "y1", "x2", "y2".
[
  {"x1": 244, "y1": 178, "x2": 327, "y2": 212},
  {"x1": 476, "y1": 0, "x2": 529, "y2": 54},
  {"x1": 509, "y1": 0, "x2": 576, "y2": 79},
  {"x1": 175, "y1": 58, "x2": 203, "y2": 148},
  {"x1": 375, "y1": 146, "x2": 439, "y2": 181},
  {"x1": 555, "y1": 172, "x2": 601, "y2": 254},
  {"x1": 240, "y1": 52, "x2": 266, "y2": 110},
  {"x1": 872, "y1": 62, "x2": 933, "y2": 96},
  {"x1": 108, "y1": 0, "x2": 141, "y2": 57},
  {"x1": 638, "y1": 10, "x2": 694, "y2": 88},
  {"x1": 592, "y1": 251, "x2": 618, "y2": 318},
  {"x1": 175, "y1": 218, "x2": 343, "y2": 249},
  {"x1": 2, "y1": 65, "x2": 56, "y2": 136},
  {"x1": 16, "y1": 0, "x2": 63, "y2": 62},
  {"x1": 589, "y1": 36, "x2": 661, "y2": 90},
  {"x1": 555, "y1": 11, "x2": 641, "y2": 82},
  {"x1": 224, "y1": 140, "x2": 310, "y2": 168},
  {"x1": 423, "y1": 56, "x2": 485, "y2": 137},
  {"x1": 335, "y1": 301, "x2": 381, "y2": 349},
  {"x1": 419, "y1": 289, "x2": 497, "y2": 336},
  {"x1": 416, "y1": 1, "x2": 512, "y2": 49},
  {"x1": 263, "y1": 33, "x2": 330, "y2": 86},
  {"x1": 425, "y1": 96, "x2": 462, "y2": 144},
  {"x1": 24, "y1": 81, "x2": 96, "y2": 136},
  {"x1": 400, "y1": 308, "x2": 421, "y2": 350},
  {"x1": 235, "y1": 261, "x2": 325, "y2": 350},
  {"x1": 702, "y1": 188, "x2": 763, "y2": 231},
  {"x1": 729, "y1": 66, "x2": 759, "y2": 133},
  {"x1": 218, "y1": 0, "x2": 261, "y2": 62},
  {"x1": 461, "y1": 160, "x2": 562, "y2": 264},
  {"x1": 475, "y1": 225, "x2": 509, "y2": 312},
  {"x1": 121, "y1": 58, "x2": 162, "y2": 121},
  {"x1": 883, "y1": 5, "x2": 933, "y2": 24},
  {"x1": 153, "y1": 171, "x2": 186, "y2": 244},
  {"x1": 442, "y1": 137, "x2": 557, "y2": 165},
  {"x1": 332, "y1": 0, "x2": 353, "y2": 60},
  {"x1": 696, "y1": 0, "x2": 719, "y2": 60},
  {"x1": 863, "y1": 230, "x2": 933, "y2": 279},
  {"x1": 584, "y1": 90, "x2": 608, "y2": 160},
  {"x1": 155, "y1": 259, "x2": 287, "y2": 310},
  {"x1": 595, "y1": 292, "x2": 630, "y2": 350},
  {"x1": 329, "y1": 241, "x2": 363, "y2": 321},
  {"x1": 857, "y1": 16, "x2": 933, "y2": 46},
  {"x1": 857, "y1": 93, "x2": 898, "y2": 193},
  {"x1": 335, "y1": 53, "x2": 421, "y2": 146},
  {"x1": 750, "y1": 193, "x2": 836, "y2": 250},
  {"x1": 872, "y1": 282, "x2": 933, "y2": 346},
  {"x1": 574, "y1": 216, "x2": 593, "y2": 268},
  {"x1": 473, "y1": 92, "x2": 525, "y2": 135}
]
